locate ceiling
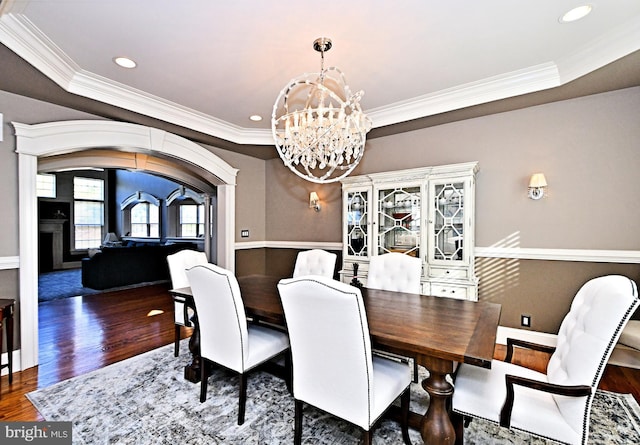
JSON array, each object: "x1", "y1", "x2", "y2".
[{"x1": 1, "y1": 1, "x2": 640, "y2": 160}]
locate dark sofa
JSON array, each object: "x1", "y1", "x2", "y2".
[{"x1": 81, "y1": 242, "x2": 198, "y2": 290}]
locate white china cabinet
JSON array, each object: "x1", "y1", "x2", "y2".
[{"x1": 340, "y1": 162, "x2": 479, "y2": 301}]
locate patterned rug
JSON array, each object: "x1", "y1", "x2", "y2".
[
  {"x1": 27, "y1": 340, "x2": 640, "y2": 444},
  {"x1": 38, "y1": 269, "x2": 100, "y2": 302},
  {"x1": 38, "y1": 269, "x2": 167, "y2": 302}
]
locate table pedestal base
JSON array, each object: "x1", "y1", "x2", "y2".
[
  {"x1": 184, "y1": 315, "x2": 201, "y2": 383},
  {"x1": 418, "y1": 357, "x2": 455, "y2": 445}
]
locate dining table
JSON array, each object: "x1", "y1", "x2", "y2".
[{"x1": 169, "y1": 274, "x2": 501, "y2": 445}]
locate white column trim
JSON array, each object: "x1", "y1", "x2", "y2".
[
  {"x1": 18, "y1": 151, "x2": 39, "y2": 369},
  {"x1": 217, "y1": 184, "x2": 236, "y2": 272}
]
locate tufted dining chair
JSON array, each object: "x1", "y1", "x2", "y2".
[
  {"x1": 452, "y1": 275, "x2": 639, "y2": 445},
  {"x1": 367, "y1": 252, "x2": 422, "y2": 294},
  {"x1": 292, "y1": 249, "x2": 337, "y2": 278},
  {"x1": 367, "y1": 252, "x2": 422, "y2": 381},
  {"x1": 166, "y1": 249, "x2": 208, "y2": 356},
  {"x1": 186, "y1": 263, "x2": 290, "y2": 425},
  {"x1": 278, "y1": 275, "x2": 412, "y2": 445}
]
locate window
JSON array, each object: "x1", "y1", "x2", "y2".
[
  {"x1": 36, "y1": 173, "x2": 56, "y2": 198},
  {"x1": 131, "y1": 202, "x2": 159, "y2": 237},
  {"x1": 179, "y1": 204, "x2": 205, "y2": 237},
  {"x1": 74, "y1": 177, "x2": 104, "y2": 249}
]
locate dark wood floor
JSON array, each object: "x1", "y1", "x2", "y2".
[{"x1": 1, "y1": 283, "x2": 639, "y2": 421}]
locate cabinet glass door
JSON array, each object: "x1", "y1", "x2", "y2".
[
  {"x1": 432, "y1": 182, "x2": 465, "y2": 261},
  {"x1": 377, "y1": 186, "x2": 420, "y2": 257},
  {"x1": 346, "y1": 190, "x2": 369, "y2": 256}
]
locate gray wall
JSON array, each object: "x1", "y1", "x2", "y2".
[
  {"x1": 264, "y1": 87, "x2": 640, "y2": 332},
  {"x1": 1, "y1": 86, "x2": 640, "y2": 353},
  {"x1": 265, "y1": 87, "x2": 640, "y2": 250}
]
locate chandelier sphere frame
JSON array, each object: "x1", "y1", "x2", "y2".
[{"x1": 271, "y1": 37, "x2": 372, "y2": 184}]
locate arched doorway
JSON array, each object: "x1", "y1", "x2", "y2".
[{"x1": 15, "y1": 120, "x2": 238, "y2": 370}]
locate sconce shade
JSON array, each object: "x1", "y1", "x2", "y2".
[
  {"x1": 528, "y1": 173, "x2": 547, "y2": 188},
  {"x1": 528, "y1": 173, "x2": 547, "y2": 200},
  {"x1": 309, "y1": 192, "x2": 321, "y2": 212}
]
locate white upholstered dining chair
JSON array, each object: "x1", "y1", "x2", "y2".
[
  {"x1": 452, "y1": 275, "x2": 639, "y2": 445},
  {"x1": 166, "y1": 249, "x2": 208, "y2": 356},
  {"x1": 367, "y1": 252, "x2": 422, "y2": 294},
  {"x1": 292, "y1": 249, "x2": 337, "y2": 278},
  {"x1": 278, "y1": 275, "x2": 412, "y2": 445},
  {"x1": 186, "y1": 263, "x2": 290, "y2": 425},
  {"x1": 367, "y1": 252, "x2": 422, "y2": 381}
]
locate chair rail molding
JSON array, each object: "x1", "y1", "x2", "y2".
[
  {"x1": 475, "y1": 247, "x2": 640, "y2": 264},
  {"x1": 0, "y1": 256, "x2": 20, "y2": 270},
  {"x1": 235, "y1": 241, "x2": 343, "y2": 251}
]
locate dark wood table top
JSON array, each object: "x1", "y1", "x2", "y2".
[
  {"x1": 171, "y1": 274, "x2": 501, "y2": 369},
  {"x1": 362, "y1": 287, "x2": 500, "y2": 368}
]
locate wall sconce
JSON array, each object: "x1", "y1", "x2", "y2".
[
  {"x1": 528, "y1": 173, "x2": 548, "y2": 200},
  {"x1": 309, "y1": 192, "x2": 321, "y2": 212}
]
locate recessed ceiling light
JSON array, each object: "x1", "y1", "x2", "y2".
[
  {"x1": 113, "y1": 56, "x2": 137, "y2": 69},
  {"x1": 249, "y1": 115, "x2": 263, "y2": 122},
  {"x1": 559, "y1": 5, "x2": 593, "y2": 23}
]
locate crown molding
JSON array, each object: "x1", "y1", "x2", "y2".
[
  {"x1": 1, "y1": 11, "x2": 639, "y2": 145},
  {"x1": 367, "y1": 62, "x2": 561, "y2": 128},
  {"x1": 0, "y1": 13, "x2": 273, "y2": 145},
  {"x1": 556, "y1": 15, "x2": 640, "y2": 85}
]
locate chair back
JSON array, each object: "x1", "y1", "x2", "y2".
[
  {"x1": 367, "y1": 252, "x2": 422, "y2": 293},
  {"x1": 278, "y1": 276, "x2": 374, "y2": 429},
  {"x1": 547, "y1": 275, "x2": 639, "y2": 441},
  {"x1": 292, "y1": 249, "x2": 337, "y2": 278},
  {"x1": 186, "y1": 264, "x2": 249, "y2": 373},
  {"x1": 167, "y1": 249, "x2": 208, "y2": 289}
]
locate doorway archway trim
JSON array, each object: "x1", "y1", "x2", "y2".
[{"x1": 15, "y1": 120, "x2": 238, "y2": 371}]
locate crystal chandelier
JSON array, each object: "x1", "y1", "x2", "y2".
[{"x1": 272, "y1": 38, "x2": 372, "y2": 183}]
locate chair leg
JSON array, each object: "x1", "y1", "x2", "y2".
[
  {"x1": 451, "y1": 411, "x2": 465, "y2": 445},
  {"x1": 285, "y1": 352, "x2": 293, "y2": 394},
  {"x1": 174, "y1": 324, "x2": 181, "y2": 357},
  {"x1": 400, "y1": 388, "x2": 412, "y2": 445},
  {"x1": 413, "y1": 358, "x2": 419, "y2": 383},
  {"x1": 294, "y1": 399, "x2": 303, "y2": 445},
  {"x1": 238, "y1": 373, "x2": 247, "y2": 425},
  {"x1": 362, "y1": 429, "x2": 372, "y2": 445},
  {"x1": 199, "y1": 360, "x2": 208, "y2": 403}
]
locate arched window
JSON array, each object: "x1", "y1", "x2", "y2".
[
  {"x1": 130, "y1": 201, "x2": 159, "y2": 237},
  {"x1": 166, "y1": 186, "x2": 206, "y2": 239},
  {"x1": 121, "y1": 191, "x2": 160, "y2": 239}
]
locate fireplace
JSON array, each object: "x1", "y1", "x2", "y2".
[{"x1": 39, "y1": 219, "x2": 66, "y2": 271}]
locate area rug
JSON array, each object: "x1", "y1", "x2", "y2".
[
  {"x1": 38, "y1": 269, "x2": 168, "y2": 302},
  {"x1": 38, "y1": 269, "x2": 100, "y2": 302},
  {"x1": 27, "y1": 340, "x2": 640, "y2": 444}
]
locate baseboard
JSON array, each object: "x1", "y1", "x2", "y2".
[
  {"x1": 609, "y1": 345, "x2": 640, "y2": 369},
  {"x1": 1, "y1": 349, "x2": 22, "y2": 375},
  {"x1": 62, "y1": 261, "x2": 81, "y2": 269},
  {"x1": 496, "y1": 326, "x2": 639, "y2": 369},
  {"x1": 496, "y1": 326, "x2": 558, "y2": 347}
]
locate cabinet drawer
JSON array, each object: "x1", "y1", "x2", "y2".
[
  {"x1": 429, "y1": 266, "x2": 469, "y2": 280},
  {"x1": 430, "y1": 284, "x2": 469, "y2": 300}
]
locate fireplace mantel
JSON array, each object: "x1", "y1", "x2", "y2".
[{"x1": 39, "y1": 219, "x2": 67, "y2": 270}]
